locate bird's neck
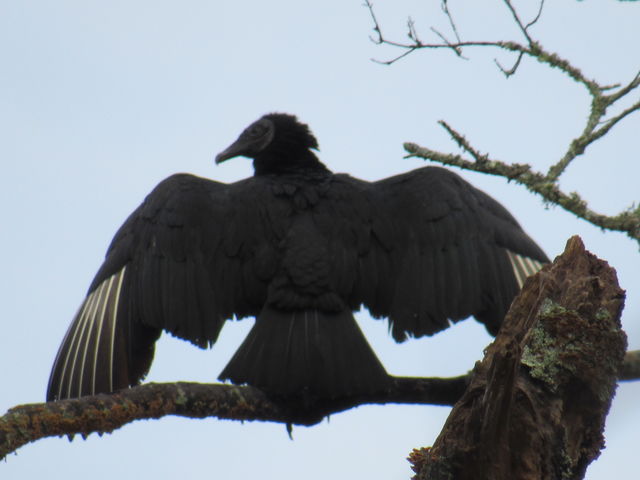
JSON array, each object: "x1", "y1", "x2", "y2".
[{"x1": 253, "y1": 150, "x2": 331, "y2": 177}]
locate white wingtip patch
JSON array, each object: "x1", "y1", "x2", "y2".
[
  {"x1": 506, "y1": 251, "x2": 545, "y2": 289},
  {"x1": 109, "y1": 267, "x2": 126, "y2": 392},
  {"x1": 51, "y1": 266, "x2": 127, "y2": 400}
]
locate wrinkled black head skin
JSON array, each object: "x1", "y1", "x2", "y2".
[{"x1": 216, "y1": 113, "x2": 329, "y2": 176}]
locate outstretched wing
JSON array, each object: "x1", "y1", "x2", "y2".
[
  {"x1": 353, "y1": 166, "x2": 548, "y2": 341},
  {"x1": 47, "y1": 173, "x2": 275, "y2": 400}
]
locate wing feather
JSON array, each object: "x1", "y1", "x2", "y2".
[
  {"x1": 347, "y1": 166, "x2": 549, "y2": 340},
  {"x1": 47, "y1": 174, "x2": 274, "y2": 400}
]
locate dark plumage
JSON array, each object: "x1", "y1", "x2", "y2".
[{"x1": 47, "y1": 113, "x2": 549, "y2": 402}]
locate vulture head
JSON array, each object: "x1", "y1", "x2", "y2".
[{"x1": 216, "y1": 113, "x2": 326, "y2": 175}]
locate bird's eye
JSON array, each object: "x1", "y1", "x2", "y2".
[
  {"x1": 236, "y1": 118, "x2": 275, "y2": 153},
  {"x1": 245, "y1": 121, "x2": 270, "y2": 138}
]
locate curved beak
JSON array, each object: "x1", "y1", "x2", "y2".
[{"x1": 215, "y1": 139, "x2": 246, "y2": 164}]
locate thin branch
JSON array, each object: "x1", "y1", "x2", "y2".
[
  {"x1": 407, "y1": 17, "x2": 422, "y2": 45},
  {"x1": 365, "y1": 0, "x2": 383, "y2": 45},
  {"x1": 544, "y1": 94, "x2": 640, "y2": 181},
  {"x1": 404, "y1": 136, "x2": 640, "y2": 244},
  {"x1": 620, "y1": 350, "x2": 640, "y2": 381},
  {"x1": 599, "y1": 98, "x2": 640, "y2": 135},
  {"x1": 365, "y1": 2, "x2": 601, "y2": 93},
  {"x1": 526, "y1": 0, "x2": 546, "y2": 31},
  {"x1": 371, "y1": 48, "x2": 417, "y2": 66},
  {"x1": 366, "y1": 1, "x2": 640, "y2": 187},
  {"x1": 503, "y1": 0, "x2": 535, "y2": 45},
  {"x1": 495, "y1": 50, "x2": 524, "y2": 78},
  {"x1": 368, "y1": 0, "x2": 640, "y2": 241},
  {"x1": 429, "y1": 27, "x2": 465, "y2": 58},
  {"x1": 441, "y1": 0, "x2": 462, "y2": 44},
  {"x1": 437, "y1": 120, "x2": 491, "y2": 165},
  {"x1": 546, "y1": 70, "x2": 640, "y2": 181},
  {"x1": 605, "y1": 69, "x2": 640, "y2": 103},
  {"x1": 365, "y1": 0, "x2": 525, "y2": 65}
]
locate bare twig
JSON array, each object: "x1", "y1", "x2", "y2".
[
  {"x1": 620, "y1": 350, "x2": 640, "y2": 381},
  {"x1": 365, "y1": 0, "x2": 383, "y2": 45},
  {"x1": 546, "y1": 70, "x2": 640, "y2": 181},
  {"x1": 429, "y1": 27, "x2": 465, "y2": 58},
  {"x1": 407, "y1": 17, "x2": 422, "y2": 45},
  {"x1": 365, "y1": 1, "x2": 525, "y2": 65},
  {"x1": 441, "y1": 0, "x2": 462, "y2": 44},
  {"x1": 367, "y1": 1, "x2": 640, "y2": 243},
  {"x1": 495, "y1": 51, "x2": 524, "y2": 78},
  {"x1": 554, "y1": 97, "x2": 640, "y2": 180},
  {"x1": 365, "y1": 2, "x2": 600, "y2": 91},
  {"x1": 371, "y1": 48, "x2": 417, "y2": 66},
  {"x1": 437, "y1": 121, "x2": 490, "y2": 165},
  {"x1": 405, "y1": 138, "x2": 640, "y2": 243},
  {"x1": 503, "y1": 0, "x2": 535, "y2": 45},
  {"x1": 605, "y1": 69, "x2": 640, "y2": 103},
  {"x1": 526, "y1": 0, "x2": 546, "y2": 30},
  {"x1": 600, "y1": 98, "x2": 640, "y2": 134}
]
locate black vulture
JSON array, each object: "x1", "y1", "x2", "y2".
[{"x1": 47, "y1": 113, "x2": 548, "y2": 402}]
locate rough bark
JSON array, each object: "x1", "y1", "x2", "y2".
[
  {"x1": 410, "y1": 236, "x2": 627, "y2": 480},
  {"x1": 0, "y1": 375, "x2": 468, "y2": 460}
]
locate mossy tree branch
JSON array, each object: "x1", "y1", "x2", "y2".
[
  {"x1": 366, "y1": 0, "x2": 640, "y2": 245},
  {"x1": 403, "y1": 138, "x2": 640, "y2": 242},
  {"x1": 2, "y1": 355, "x2": 638, "y2": 462},
  {"x1": 0, "y1": 375, "x2": 469, "y2": 461}
]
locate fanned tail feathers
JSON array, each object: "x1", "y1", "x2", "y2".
[{"x1": 219, "y1": 306, "x2": 390, "y2": 399}]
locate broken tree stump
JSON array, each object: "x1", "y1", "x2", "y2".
[{"x1": 412, "y1": 236, "x2": 627, "y2": 480}]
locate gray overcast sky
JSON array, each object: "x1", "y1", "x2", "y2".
[{"x1": 1, "y1": 1, "x2": 639, "y2": 478}]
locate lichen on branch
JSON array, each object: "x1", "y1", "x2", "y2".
[
  {"x1": 411, "y1": 236, "x2": 627, "y2": 480},
  {"x1": 366, "y1": 0, "x2": 640, "y2": 245}
]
